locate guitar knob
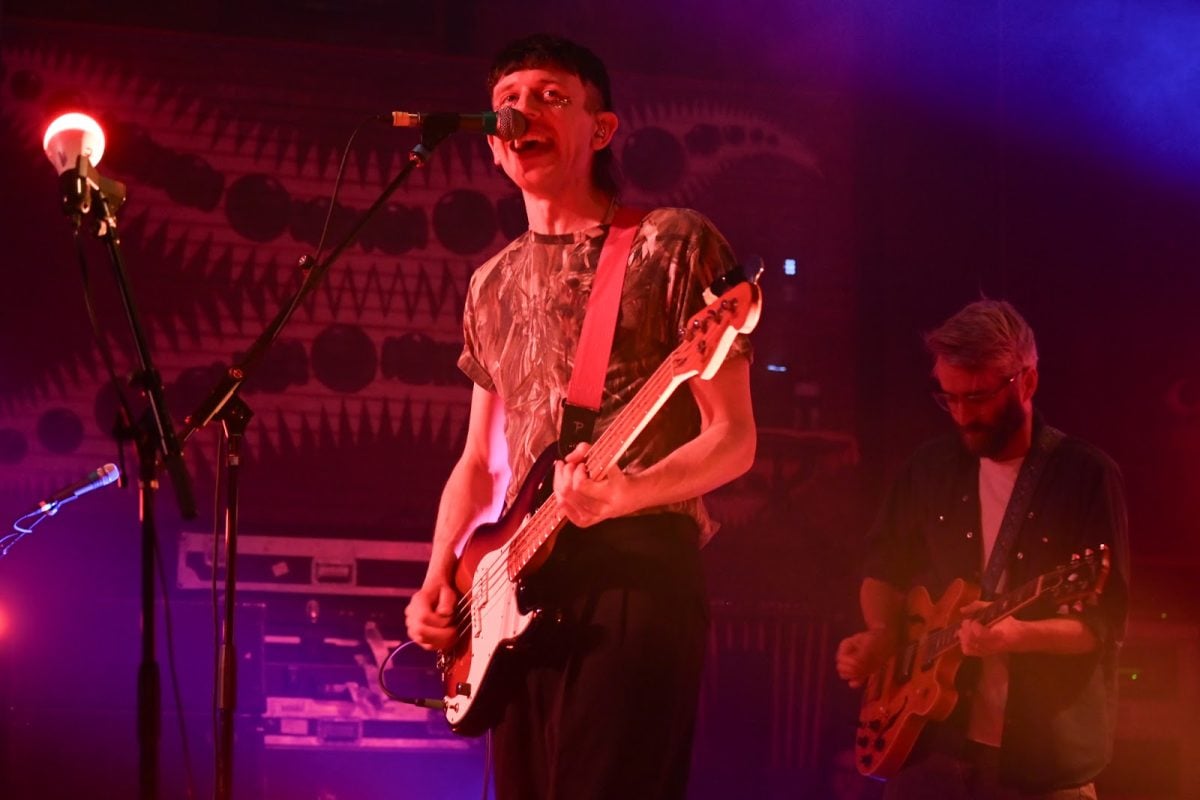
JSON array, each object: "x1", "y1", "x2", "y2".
[
  {"x1": 874, "y1": 738, "x2": 886, "y2": 751},
  {"x1": 867, "y1": 719, "x2": 881, "y2": 732},
  {"x1": 856, "y1": 736, "x2": 870, "y2": 747}
]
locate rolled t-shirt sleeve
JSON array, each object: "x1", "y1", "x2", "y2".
[{"x1": 457, "y1": 277, "x2": 496, "y2": 392}]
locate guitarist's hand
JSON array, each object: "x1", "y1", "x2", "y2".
[
  {"x1": 836, "y1": 629, "x2": 893, "y2": 688},
  {"x1": 405, "y1": 582, "x2": 459, "y2": 651},
  {"x1": 553, "y1": 442, "x2": 633, "y2": 528},
  {"x1": 957, "y1": 600, "x2": 1020, "y2": 656}
]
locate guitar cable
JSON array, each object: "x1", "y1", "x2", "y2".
[
  {"x1": 376, "y1": 640, "x2": 493, "y2": 800},
  {"x1": 376, "y1": 639, "x2": 444, "y2": 708}
]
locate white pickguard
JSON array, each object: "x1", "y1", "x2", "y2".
[{"x1": 443, "y1": 544, "x2": 536, "y2": 727}]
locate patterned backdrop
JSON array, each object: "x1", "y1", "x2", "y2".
[{"x1": 0, "y1": 19, "x2": 853, "y2": 542}]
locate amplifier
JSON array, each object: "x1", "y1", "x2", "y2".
[
  {"x1": 259, "y1": 623, "x2": 471, "y2": 753},
  {"x1": 1100, "y1": 618, "x2": 1200, "y2": 799},
  {"x1": 262, "y1": 696, "x2": 471, "y2": 752},
  {"x1": 176, "y1": 532, "x2": 430, "y2": 596}
]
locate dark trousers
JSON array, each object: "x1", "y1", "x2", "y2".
[
  {"x1": 883, "y1": 743, "x2": 1100, "y2": 800},
  {"x1": 491, "y1": 514, "x2": 708, "y2": 800}
]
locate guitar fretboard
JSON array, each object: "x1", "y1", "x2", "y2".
[
  {"x1": 920, "y1": 575, "x2": 1045, "y2": 666},
  {"x1": 504, "y1": 351, "x2": 689, "y2": 579}
]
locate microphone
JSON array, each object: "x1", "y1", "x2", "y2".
[
  {"x1": 36, "y1": 463, "x2": 121, "y2": 513},
  {"x1": 385, "y1": 107, "x2": 528, "y2": 141}
]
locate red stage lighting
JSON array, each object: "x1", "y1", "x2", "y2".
[{"x1": 43, "y1": 111, "x2": 106, "y2": 174}]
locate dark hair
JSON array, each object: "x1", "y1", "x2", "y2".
[{"x1": 487, "y1": 34, "x2": 620, "y2": 195}]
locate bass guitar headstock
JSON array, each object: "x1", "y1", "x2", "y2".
[{"x1": 671, "y1": 261, "x2": 764, "y2": 381}]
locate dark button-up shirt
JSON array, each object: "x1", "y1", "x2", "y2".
[{"x1": 863, "y1": 417, "x2": 1130, "y2": 791}]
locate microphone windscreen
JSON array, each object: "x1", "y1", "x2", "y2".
[
  {"x1": 99, "y1": 463, "x2": 121, "y2": 486},
  {"x1": 495, "y1": 107, "x2": 528, "y2": 141}
]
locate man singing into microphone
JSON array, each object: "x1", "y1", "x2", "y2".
[{"x1": 404, "y1": 34, "x2": 756, "y2": 799}]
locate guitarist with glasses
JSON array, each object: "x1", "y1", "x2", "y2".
[
  {"x1": 836, "y1": 300, "x2": 1129, "y2": 800},
  {"x1": 402, "y1": 34, "x2": 756, "y2": 800}
]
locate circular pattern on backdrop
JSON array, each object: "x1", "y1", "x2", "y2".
[
  {"x1": 226, "y1": 174, "x2": 291, "y2": 242},
  {"x1": 622, "y1": 127, "x2": 687, "y2": 193},
  {"x1": 433, "y1": 190, "x2": 497, "y2": 255},
  {"x1": 496, "y1": 194, "x2": 528, "y2": 240},
  {"x1": 363, "y1": 203, "x2": 428, "y2": 256},
  {"x1": 36, "y1": 408, "x2": 84, "y2": 454},
  {"x1": 311, "y1": 324, "x2": 377, "y2": 393}
]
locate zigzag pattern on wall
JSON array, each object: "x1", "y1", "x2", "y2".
[{"x1": 0, "y1": 20, "x2": 836, "y2": 528}]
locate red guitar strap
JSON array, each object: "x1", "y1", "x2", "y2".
[{"x1": 558, "y1": 205, "x2": 645, "y2": 456}]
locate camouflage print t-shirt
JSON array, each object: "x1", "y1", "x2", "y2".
[{"x1": 458, "y1": 207, "x2": 752, "y2": 544}]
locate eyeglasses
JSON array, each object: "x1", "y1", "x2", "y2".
[{"x1": 931, "y1": 371, "x2": 1022, "y2": 412}]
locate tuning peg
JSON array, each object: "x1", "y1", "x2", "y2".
[
  {"x1": 1070, "y1": 553, "x2": 1081, "y2": 563},
  {"x1": 1084, "y1": 548, "x2": 1094, "y2": 557},
  {"x1": 744, "y1": 254, "x2": 765, "y2": 283}
]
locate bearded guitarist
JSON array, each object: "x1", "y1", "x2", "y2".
[
  {"x1": 402, "y1": 35, "x2": 755, "y2": 800},
  {"x1": 836, "y1": 300, "x2": 1129, "y2": 800}
]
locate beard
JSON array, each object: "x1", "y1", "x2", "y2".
[{"x1": 957, "y1": 393, "x2": 1028, "y2": 459}]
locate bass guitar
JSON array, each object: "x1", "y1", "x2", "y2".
[
  {"x1": 855, "y1": 545, "x2": 1111, "y2": 778},
  {"x1": 435, "y1": 268, "x2": 762, "y2": 735}
]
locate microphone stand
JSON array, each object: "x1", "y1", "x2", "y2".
[
  {"x1": 178, "y1": 125, "x2": 456, "y2": 800},
  {"x1": 59, "y1": 155, "x2": 198, "y2": 800}
]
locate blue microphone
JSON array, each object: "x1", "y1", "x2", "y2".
[{"x1": 36, "y1": 463, "x2": 121, "y2": 513}]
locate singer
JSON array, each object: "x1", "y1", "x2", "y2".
[{"x1": 403, "y1": 34, "x2": 756, "y2": 800}]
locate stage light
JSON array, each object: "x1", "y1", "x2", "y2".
[
  {"x1": 43, "y1": 112, "x2": 106, "y2": 174},
  {"x1": 0, "y1": 604, "x2": 10, "y2": 638},
  {"x1": 783, "y1": 258, "x2": 797, "y2": 277}
]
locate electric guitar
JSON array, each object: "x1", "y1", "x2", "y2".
[
  {"x1": 855, "y1": 545, "x2": 1111, "y2": 778},
  {"x1": 436, "y1": 268, "x2": 762, "y2": 735}
]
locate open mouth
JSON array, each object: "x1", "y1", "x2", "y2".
[{"x1": 511, "y1": 137, "x2": 551, "y2": 154}]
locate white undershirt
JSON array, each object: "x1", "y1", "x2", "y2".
[{"x1": 967, "y1": 454, "x2": 1024, "y2": 747}]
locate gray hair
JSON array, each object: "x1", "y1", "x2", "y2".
[{"x1": 924, "y1": 299, "x2": 1038, "y2": 373}]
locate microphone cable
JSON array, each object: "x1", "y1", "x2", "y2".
[{"x1": 267, "y1": 113, "x2": 381, "y2": 361}]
